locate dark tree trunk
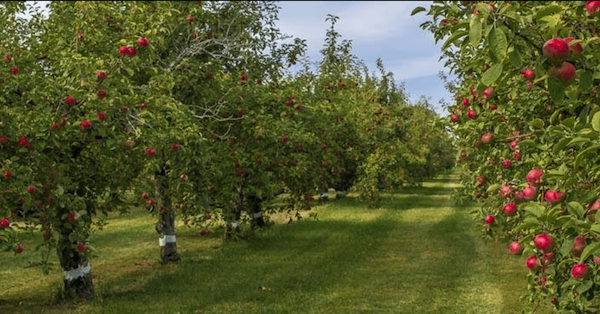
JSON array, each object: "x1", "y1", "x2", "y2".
[
  {"x1": 155, "y1": 166, "x2": 180, "y2": 263},
  {"x1": 248, "y1": 194, "x2": 265, "y2": 229},
  {"x1": 58, "y1": 234, "x2": 94, "y2": 300},
  {"x1": 226, "y1": 181, "x2": 245, "y2": 239}
]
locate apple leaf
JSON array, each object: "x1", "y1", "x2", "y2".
[
  {"x1": 533, "y1": 4, "x2": 563, "y2": 20},
  {"x1": 442, "y1": 30, "x2": 468, "y2": 51},
  {"x1": 481, "y1": 63, "x2": 503, "y2": 86},
  {"x1": 577, "y1": 280, "x2": 594, "y2": 294},
  {"x1": 579, "y1": 71, "x2": 593, "y2": 93},
  {"x1": 552, "y1": 137, "x2": 571, "y2": 156},
  {"x1": 488, "y1": 27, "x2": 507, "y2": 61},
  {"x1": 580, "y1": 242, "x2": 600, "y2": 262},
  {"x1": 574, "y1": 145, "x2": 600, "y2": 170},
  {"x1": 548, "y1": 77, "x2": 565, "y2": 104},
  {"x1": 508, "y1": 50, "x2": 522, "y2": 67},
  {"x1": 469, "y1": 16, "x2": 482, "y2": 47},
  {"x1": 411, "y1": 6, "x2": 426, "y2": 16},
  {"x1": 523, "y1": 203, "x2": 544, "y2": 218},
  {"x1": 566, "y1": 201, "x2": 584, "y2": 219},
  {"x1": 591, "y1": 111, "x2": 600, "y2": 132}
]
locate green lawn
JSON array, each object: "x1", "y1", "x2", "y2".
[{"x1": 0, "y1": 174, "x2": 552, "y2": 313}]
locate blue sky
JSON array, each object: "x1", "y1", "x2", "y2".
[{"x1": 276, "y1": 1, "x2": 454, "y2": 114}]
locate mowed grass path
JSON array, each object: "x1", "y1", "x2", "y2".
[{"x1": 0, "y1": 173, "x2": 551, "y2": 313}]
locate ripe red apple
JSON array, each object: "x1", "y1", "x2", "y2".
[
  {"x1": 542, "y1": 38, "x2": 570, "y2": 64},
  {"x1": 588, "y1": 198, "x2": 600, "y2": 221},
  {"x1": 503, "y1": 202, "x2": 517, "y2": 216},
  {"x1": 76, "y1": 245, "x2": 86, "y2": 253},
  {"x1": 240, "y1": 72, "x2": 247, "y2": 82},
  {"x1": 526, "y1": 256, "x2": 538, "y2": 270},
  {"x1": 441, "y1": 18, "x2": 448, "y2": 26},
  {"x1": 19, "y1": 137, "x2": 30, "y2": 147},
  {"x1": 513, "y1": 150, "x2": 522, "y2": 161},
  {"x1": 68, "y1": 212, "x2": 77, "y2": 222},
  {"x1": 146, "y1": 147, "x2": 156, "y2": 156},
  {"x1": 0, "y1": 219, "x2": 10, "y2": 228},
  {"x1": 97, "y1": 71, "x2": 106, "y2": 79},
  {"x1": 256, "y1": 79, "x2": 262, "y2": 84},
  {"x1": 187, "y1": 15, "x2": 195, "y2": 23},
  {"x1": 571, "y1": 263, "x2": 588, "y2": 279},
  {"x1": 572, "y1": 236, "x2": 587, "y2": 257},
  {"x1": 467, "y1": 109, "x2": 477, "y2": 119},
  {"x1": 77, "y1": 33, "x2": 84, "y2": 41},
  {"x1": 66, "y1": 96, "x2": 76, "y2": 105},
  {"x1": 27, "y1": 185, "x2": 35, "y2": 194},
  {"x1": 489, "y1": 104, "x2": 497, "y2": 111},
  {"x1": 205, "y1": 72, "x2": 213, "y2": 79},
  {"x1": 3, "y1": 171, "x2": 12, "y2": 179},
  {"x1": 128, "y1": 47, "x2": 137, "y2": 56},
  {"x1": 594, "y1": 256, "x2": 600, "y2": 265},
  {"x1": 522, "y1": 185, "x2": 537, "y2": 201},
  {"x1": 520, "y1": 69, "x2": 535, "y2": 81},
  {"x1": 545, "y1": 189, "x2": 565, "y2": 204},
  {"x1": 171, "y1": 143, "x2": 180, "y2": 151},
  {"x1": 282, "y1": 136, "x2": 289, "y2": 143},
  {"x1": 476, "y1": 175, "x2": 485, "y2": 186},
  {"x1": 80, "y1": 120, "x2": 92, "y2": 130},
  {"x1": 10, "y1": 66, "x2": 19, "y2": 75},
  {"x1": 52, "y1": 123, "x2": 60, "y2": 130},
  {"x1": 586, "y1": 1, "x2": 600, "y2": 17},
  {"x1": 548, "y1": 61, "x2": 576, "y2": 85},
  {"x1": 61, "y1": 117, "x2": 67, "y2": 125},
  {"x1": 97, "y1": 112, "x2": 107, "y2": 121},
  {"x1": 147, "y1": 199, "x2": 157, "y2": 206},
  {"x1": 451, "y1": 114, "x2": 459, "y2": 122},
  {"x1": 137, "y1": 36, "x2": 149, "y2": 47},
  {"x1": 534, "y1": 233, "x2": 554, "y2": 252},
  {"x1": 509, "y1": 241, "x2": 523, "y2": 255},
  {"x1": 16, "y1": 244, "x2": 24, "y2": 254},
  {"x1": 481, "y1": 132, "x2": 494, "y2": 144},
  {"x1": 510, "y1": 140, "x2": 519, "y2": 150},
  {"x1": 118, "y1": 45, "x2": 129, "y2": 55},
  {"x1": 294, "y1": 103, "x2": 303, "y2": 111},
  {"x1": 501, "y1": 159, "x2": 512, "y2": 169},
  {"x1": 4, "y1": 55, "x2": 11, "y2": 62},
  {"x1": 500, "y1": 185, "x2": 514, "y2": 198},
  {"x1": 462, "y1": 98, "x2": 470, "y2": 106},
  {"x1": 138, "y1": 102, "x2": 148, "y2": 109},
  {"x1": 564, "y1": 37, "x2": 582, "y2": 57},
  {"x1": 180, "y1": 173, "x2": 187, "y2": 179},
  {"x1": 142, "y1": 192, "x2": 148, "y2": 199},
  {"x1": 482, "y1": 87, "x2": 493, "y2": 100},
  {"x1": 484, "y1": 214, "x2": 495, "y2": 225},
  {"x1": 526, "y1": 168, "x2": 543, "y2": 186},
  {"x1": 97, "y1": 90, "x2": 107, "y2": 98}
]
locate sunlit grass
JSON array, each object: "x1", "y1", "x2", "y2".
[{"x1": 0, "y1": 174, "x2": 553, "y2": 313}]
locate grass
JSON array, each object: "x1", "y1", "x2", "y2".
[{"x1": 0, "y1": 173, "x2": 553, "y2": 314}]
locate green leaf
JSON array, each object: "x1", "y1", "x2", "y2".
[
  {"x1": 533, "y1": 4, "x2": 563, "y2": 20},
  {"x1": 441, "y1": 31, "x2": 468, "y2": 51},
  {"x1": 548, "y1": 77, "x2": 565, "y2": 104},
  {"x1": 560, "y1": 238, "x2": 575, "y2": 256},
  {"x1": 518, "y1": 140, "x2": 536, "y2": 147},
  {"x1": 508, "y1": 50, "x2": 522, "y2": 67},
  {"x1": 552, "y1": 137, "x2": 571, "y2": 156},
  {"x1": 579, "y1": 71, "x2": 593, "y2": 93},
  {"x1": 574, "y1": 145, "x2": 600, "y2": 170},
  {"x1": 529, "y1": 118, "x2": 544, "y2": 129},
  {"x1": 568, "y1": 137, "x2": 591, "y2": 147},
  {"x1": 592, "y1": 224, "x2": 600, "y2": 234},
  {"x1": 592, "y1": 111, "x2": 600, "y2": 132},
  {"x1": 580, "y1": 241, "x2": 600, "y2": 262},
  {"x1": 576, "y1": 280, "x2": 594, "y2": 294},
  {"x1": 487, "y1": 183, "x2": 500, "y2": 193},
  {"x1": 481, "y1": 63, "x2": 503, "y2": 86},
  {"x1": 469, "y1": 17, "x2": 482, "y2": 47},
  {"x1": 566, "y1": 201, "x2": 584, "y2": 219},
  {"x1": 523, "y1": 203, "x2": 544, "y2": 218},
  {"x1": 488, "y1": 27, "x2": 507, "y2": 61},
  {"x1": 411, "y1": 6, "x2": 426, "y2": 16}
]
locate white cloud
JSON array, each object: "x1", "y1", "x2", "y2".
[{"x1": 385, "y1": 56, "x2": 446, "y2": 80}]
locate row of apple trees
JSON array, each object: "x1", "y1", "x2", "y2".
[
  {"x1": 0, "y1": 1, "x2": 454, "y2": 300},
  {"x1": 416, "y1": 1, "x2": 600, "y2": 312}
]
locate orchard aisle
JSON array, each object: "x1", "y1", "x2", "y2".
[{"x1": 0, "y1": 173, "x2": 554, "y2": 314}]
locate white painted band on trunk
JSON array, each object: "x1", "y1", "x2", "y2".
[
  {"x1": 63, "y1": 264, "x2": 91, "y2": 281},
  {"x1": 252, "y1": 212, "x2": 262, "y2": 219},
  {"x1": 320, "y1": 192, "x2": 328, "y2": 197},
  {"x1": 336, "y1": 191, "x2": 343, "y2": 196},
  {"x1": 159, "y1": 235, "x2": 177, "y2": 246},
  {"x1": 231, "y1": 221, "x2": 239, "y2": 228}
]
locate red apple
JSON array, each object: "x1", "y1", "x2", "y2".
[
  {"x1": 586, "y1": 1, "x2": 600, "y2": 17},
  {"x1": 572, "y1": 236, "x2": 586, "y2": 257},
  {"x1": 76, "y1": 245, "x2": 86, "y2": 253},
  {"x1": 10, "y1": 66, "x2": 19, "y2": 75},
  {"x1": 97, "y1": 71, "x2": 106, "y2": 79},
  {"x1": 80, "y1": 120, "x2": 92, "y2": 130},
  {"x1": 127, "y1": 47, "x2": 137, "y2": 56},
  {"x1": 522, "y1": 185, "x2": 537, "y2": 201},
  {"x1": 545, "y1": 189, "x2": 565, "y2": 204},
  {"x1": 520, "y1": 69, "x2": 535, "y2": 81},
  {"x1": 501, "y1": 159, "x2": 512, "y2": 169},
  {"x1": 503, "y1": 202, "x2": 517, "y2": 216},
  {"x1": 548, "y1": 61, "x2": 576, "y2": 85},
  {"x1": 542, "y1": 38, "x2": 570, "y2": 64},
  {"x1": 462, "y1": 98, "x2": 470, "y2": 106},
  {"x1": 571, "y1": 263, "x2": 588, "y2": 279},
  {"x1": 97, "y1": 90, "x2": 107, "y2": 98},
  {"x1": 481, "y1": 132, "x2": 494, "y2": 144},
  {"x1": 118, "y1": 45, "x2": 129, "y2": 55},
  {"x1": 97, "y1": 112, "x2": 107, "y2": 121},
  {"x1": 513, "y1": 151, "x2": 521, "y2": 161},
  {"x1": 146, "y1": 147, "x2": 156, "y2": 156},
  {"x1": 16, "y1": 244, "x2": 24, "y2": 254},
  {"x1": 68, "y1": 212, "x2": 77, "y2": 222},
  {"x1": 484, "y1": 214, "x2": 495, "y2": 225},
  {"x1": 467, "y1": 109, "x2": 477, "y2": 119},
  {"x1": 27, "y1": 185, "x2": 35, "y2": 194},
  {"x1": 534, "y1": 233, "x2": 554, "y2": 252},
  {"x1": 66, "y1": 96, "x2": 76, "y2": 105},
  {"x1": 526, "y1": 168, "x2": 543, "y2": 186},
  {"x1": 0, "y1": 219, "x2": 10, "y2": 228},
  {"x1": 509, "y1": 241, "x2": 523, "y2": 255},
  {"x1": 564, "y1": 37, "x2": 582, "y2": 57},
  {"x1": 137, "y1": 36, "x2": 149, "y2": 47},
  {"x1": 3, "y1": 171, "x2": 12, "y2": 179},
  {"x1": 187, "y1": 15, "x2": 195, "y2": 23}
]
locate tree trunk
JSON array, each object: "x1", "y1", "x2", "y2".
[
  {"x1": 58, "y1": 234, "x2": 94, "y2": 300},
  {"x1": 248, "y1": 194, "x2": 265, "y2": 229},
  {"x1": 155, "y1": 166, "x2": 180, "y2": 263},
  {"x1": 226, "y1": 181, "x2": 245, "y2": 239}
]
